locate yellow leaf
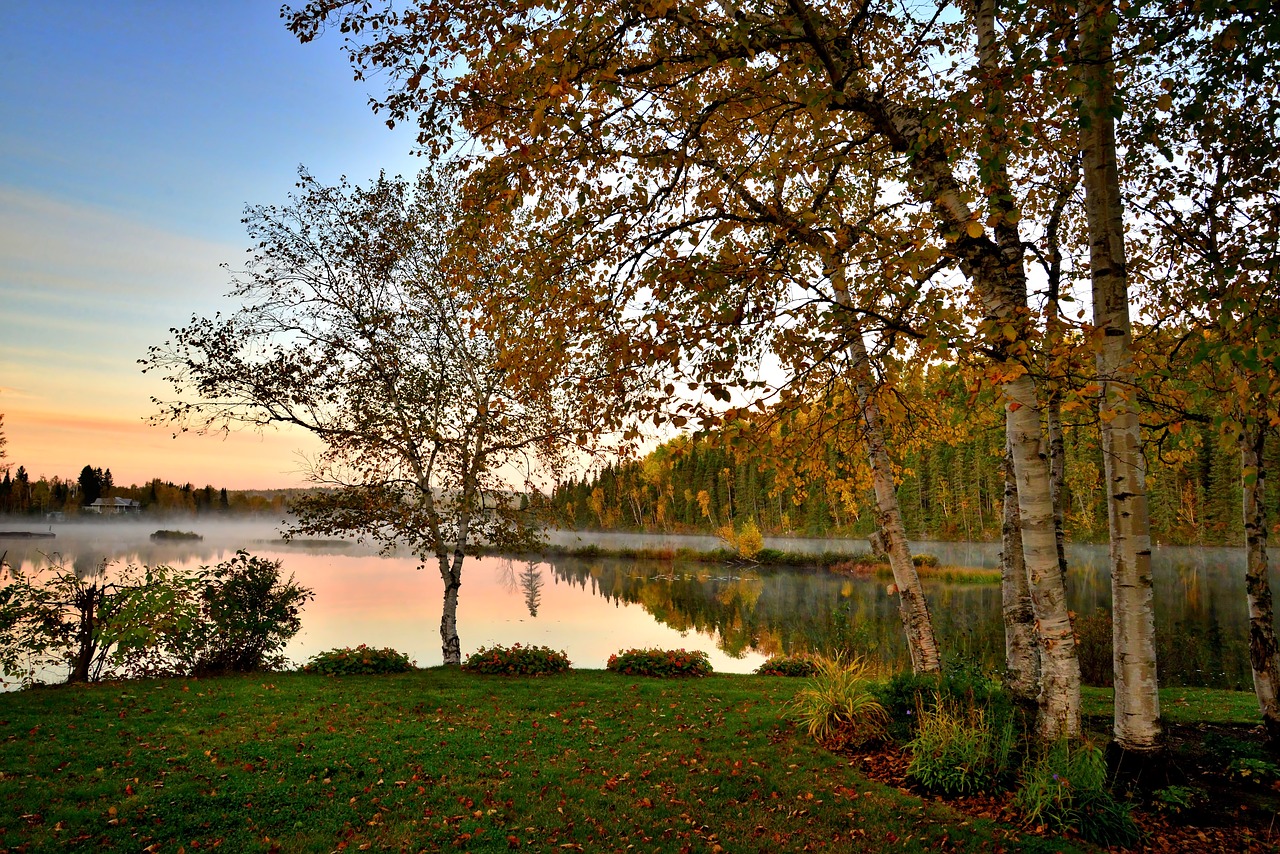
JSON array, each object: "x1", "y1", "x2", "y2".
[{"x1": 965, "y1": 221, "x2": 984, "y2": 238}]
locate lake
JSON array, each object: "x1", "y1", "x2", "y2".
[{"x1": 1, "y1": 520, "x2": 1273, "y2": 689}]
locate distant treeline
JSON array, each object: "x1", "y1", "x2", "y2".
[
  {"x1": 549, "y1": 379, "x2": 1278, "y2": 547},
  {"x1": 0, "y1": 463, "x2": 304, "y2": 517}
]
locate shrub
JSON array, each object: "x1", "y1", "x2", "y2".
[
  {"x1": 0, "y1": 561, "x2": 207, "y2": 685},
  {"x1": 193, "y1": 551, "x2": 313, "y2": 676},
  {"x1": 715, "y1": 519, "x2": 765, "y2": 560},
  {"x1": 304, "y1": 645, "x2": 415, "y2": 675},
  {"x1": 787, "y1": 654, "x2": 888, "y2": 750},
  {"x1": 606, "y1": 648, "x2": 712, "y2": 677},
  {"x1": 462, "y1": 643, "x2": 571, "y2": 675},
  {"x1": 906, "y1": 694, "x2": 1017, "y2": 796},
  {"x1": 1151, "y1": 785, "x2": 1200, "y2": 815},
  {"x1": 1073, "y1": 608, "x2": 1114, "y2": 687},
  {"x1": 1014, "y1": 738, "x2": 1139, "y2": 846},
  {"x1": 0, "y1": 551, "x2": 311, "y2": 686},
  {"x1": 756, "y1": 654, "x2": 818, "y2": 677}
]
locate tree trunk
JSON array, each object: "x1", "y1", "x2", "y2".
[
  {"x1": 68, "y1": 582, "x2": 100, "y2": 683},
  {"x1": 1242, "y1": 422, "x2": 1280, "y2": 741},
  {"x1": 1002, "y1": 427, "x2": 1039, "y2": 700},
  {"x1": 850, "y1": 88, "x2": 1082, "y2": 739},
  {"x1": 438, "y1": 549, "x2": 464, "y2": 665},
  {"x1": 1005, "y1": 373, "x2": 1082, "y2": 738},
  {"x1": 849, "y1": 329, "x2": 941, "y2": 674},
  {"x1": 1043, "y1": 161, "x2": 1077, "y2": 582},
  {"x1": 1078, "y1": 0, "x2": 1161, "y2": 751}
]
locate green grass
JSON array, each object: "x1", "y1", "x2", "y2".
[
  {"x1": 1081, "y1": 685, "x2": 1262, "y2": 725},
  {"x1": 0, "y1": 671, "x2": 1086, "y2": 853}
]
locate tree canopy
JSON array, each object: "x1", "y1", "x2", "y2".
[{"x1": 144, "y1": 165, "x2": 592, "y2": 663}]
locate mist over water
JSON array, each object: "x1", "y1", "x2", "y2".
[{"x1": 1, "y1": 520, "x2": 1271, "y2": 689}]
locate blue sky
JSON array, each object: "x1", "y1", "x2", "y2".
[{"x1": 1, "y1": 1, "x2": 423, "y2": 488}]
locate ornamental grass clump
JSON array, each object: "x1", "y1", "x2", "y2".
[
  {"x1": 462, "y1": 643, "x2": 571, "y2": 675},
  {"x1": 303, "y1": 645, "x2": 414, "y2": 675},
  {"x1": 606, "y1": 648, "x2": 712, "y2": 677},
  {"x1": 905, "y1": 694, "x2": 1017, "y2": 796},
  {"x1": 1014, "y1": 738, "x2": 1138, "y2": 846},
  {"x1": 755, "y1": 654, "x2": 819, "y2": 677},
  {"x1": 787, "y1": 654, "x2": 888, "y2": 750}
]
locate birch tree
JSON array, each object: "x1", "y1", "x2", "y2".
[
  {"x1": 1126, "y1": 0, "x2": 1280, "y2": 738},
  {"x1": 285, "y1": 0, "x2": 1085, "y2": 735},
  {"x1": 1075, "y1": 0, "x2": 1161, "y2": 751},
  {"x1": 143, "y1": 167, "x2": 586, "y2": 665}
]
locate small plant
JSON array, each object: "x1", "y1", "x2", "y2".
[
  {"x1": 1014, "y1": 738, "x2": 1139, "y2": 846},
  {"x1": 1151, "y1": 784, "x2": 1200, "y2": 815},
  {"x1": 606, "y1": 648, "x2": 712, "y2": 677},
  {"x1": 1228, "y1": 756, "x2": 1280, "y2": 782},
  {"x1": 787, "y1": 654, "x2": 888, "y2": 750},
  {"x1": 905, "y1": 694, "x2": 1017, "y2": 796},
  {"x1": 756, "y1": 654, "x2": 818, "y2": 677},
  {"x1": 304, "y1": 644, "x2": 414, "y2": 675},
  {"x1": 462, "y1": 643, "x2": 571, "y2": 675}
]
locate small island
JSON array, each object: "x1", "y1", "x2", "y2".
[{"x1": 149, "y1": 530, "x2": 203, "y2": 541}]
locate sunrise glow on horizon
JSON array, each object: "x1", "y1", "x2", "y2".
[{"x1": 1, "y1": 1, "x2": 420, "y2": 490}]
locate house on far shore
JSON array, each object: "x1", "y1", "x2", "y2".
[{"x1": 86, "y1": 497, "x2": 142, "y2": 515}]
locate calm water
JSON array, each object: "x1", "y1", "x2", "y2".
[{"x1": 1, "y1": 520, "x2": 1273, "y2": 689}]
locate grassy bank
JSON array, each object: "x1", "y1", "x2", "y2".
[{"x1": 0, "y1": 670, "x2": 1082, "y2": 853}]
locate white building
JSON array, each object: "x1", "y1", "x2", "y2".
[{"x1": 86, "y1": 497, "x2": 142, "y2": 514}]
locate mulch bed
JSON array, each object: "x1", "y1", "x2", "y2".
[{"x1": 843, "y1": 722, "x2": 1280, "y2": 852}]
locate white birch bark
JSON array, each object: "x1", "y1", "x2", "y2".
[
  {"x1": 848, "y1": 328, "x2": 941, "y2": 674},
  {"x1": 834, "y1": 88, "x2": 1082, "y2": 738},
  {"x1": 1002, "y1": 427, "x2": 1039, "y2": 700},
  {"x1": 1242, "y1": 422, "x2": 1280, "y2": 741},
  {"x1": 1077, "y1": 0, "x2": 1161, "y2": 751}
]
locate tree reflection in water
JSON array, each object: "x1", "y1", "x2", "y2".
[{"x1": 544, "y1": 554, "x2": 1263, "y2": 689}]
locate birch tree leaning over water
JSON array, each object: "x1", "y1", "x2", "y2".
[{"x1": 143, "y1": 166, "x2": 586, "y2": 665}]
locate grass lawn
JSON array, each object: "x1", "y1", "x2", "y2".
[
  {"x1": 1081, "y1": 685, "x2": 1264, "y2": 726},
  {"x1": 0, "y1": 670, "x2": 1090, "y2": 853}
]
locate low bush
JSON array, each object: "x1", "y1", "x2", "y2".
[
  {"x1": 756, "y1": 654, "x2": 819, "y2": 677},
  {"x1": 1073, "y1": 609, "x2": 1114, "y2": 687},
  {"x1": 462, "y1": 643, "x2": 571, "y2": 675},
  {"x1": 1014, "y1": 738, "x2": 1139, "y2": 846},
  {"x1": 606, "y1": 648, "x2": 712, "y2": 677},
  {"x1": 304, "y1": 644, "x2": 415, "y2": 675},
  {"x1": 1151, "y1": 784, "x2": 1200, "y2": 815},
  {"x1": 0, "y1": 551, "x2": 311, "y2": 686},
  {"x1": 787, "y1": 654, "x2": 888, "y2": 750},
  {"x1": 906, "y1": 694, "x2": 1017, "y2": 795},
  {"x1": 194, "y1": 551, "x2": 313, "y2": 676}
]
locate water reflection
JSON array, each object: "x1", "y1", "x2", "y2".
[{"x1": 1, "y1": 522, "x2": 1275, "y2": 688}]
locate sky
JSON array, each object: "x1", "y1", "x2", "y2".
[{"x1": 1, "y1": 1, "x2": 426, "y2": 489}]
